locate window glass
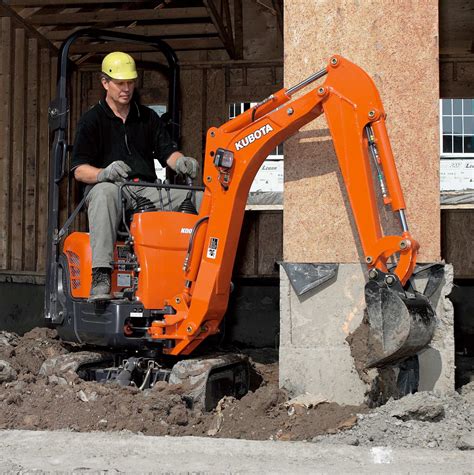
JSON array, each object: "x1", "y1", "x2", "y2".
[
  {"x1": 463, "y1": 99, "x2": 474, "y2": 115},
  {"x1": 464, "y1": 117, "x2": 474, "y2": 135},
  {"x1": 442, "y1": 99, "x2": 452, "y2": 115},
  {"x1": 453, "y1": 117, "x2": 463, "y2": 134},
  {"x1": 464, "y1": 136, "x2": 474, "y2": 154},
  {"x1": 453, "y1": 99, "x2": 463, "y2": 115},
  {"x1": 453, "y1": 135, "x2": 463, "y2": 153},
  {"x1": 442, "y1": 116, "x2": 452, "y2": 133},
  {"x1": 443, "y1": 135, "x2": 452, "y2": 153}
]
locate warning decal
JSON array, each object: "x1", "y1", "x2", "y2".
[{"x1": 207, "y1": 237, "x2": 219, "y2": 259}]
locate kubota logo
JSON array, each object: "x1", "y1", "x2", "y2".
[
  {"x1": 235, "y1": 124, "x2": 273, "y2": 151},
  {"x1": 181, "y1": 228, "x2": 193, "y2": 234}
]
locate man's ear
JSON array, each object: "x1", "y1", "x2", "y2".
[{"x1": 101, "y1": 77, "x2": 109, "y2": 91}]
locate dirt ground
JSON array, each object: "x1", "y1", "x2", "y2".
[{"x1": 0, "y1": 328, "x2": 472, "y2": 449}]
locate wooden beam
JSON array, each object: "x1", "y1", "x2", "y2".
[
  {"x1": 28, "y1": 7, "x2": 209, "y2": 25},
  {"x1": 0, "y1": 2, "x2": 57, "y2": 52},
  {"x1": 271, "y1": 0, "x2": 283, "y2": 37},
  {"x1": 24, "y1": 36, "x2": 39, "y2": 270},
  {"x1": 11, "y1": 27, "x2": 26, "y2": 271},
  {"x1": 70, "y1": 37, "x2": 224, "y2": 53},
  {"x1": 204, "y1": 0, "x2": 234, "y2": 58},
  {"x1": 45, "y1": 22, "x2": 218, "y2": 41},
  {"x1": 233, "y1": 0, "x2": 243, "y2": 59},
  {"x1": 0, "y1": 16, "x2": 13, "y2": 269},
  {"x1": 36, "y1": 47, "x2": 51, "y2": 273},
  {"x1": 6, "y1": 0, "x2": 149, "y2": 5}
]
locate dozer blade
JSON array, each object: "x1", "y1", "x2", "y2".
[{"x1": 364, "y1": 272, "x2": 436, "y2": 368}]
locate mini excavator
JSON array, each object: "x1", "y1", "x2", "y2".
[{"x1": 45, "y1": 30, "x2": 438, "y2": 409}]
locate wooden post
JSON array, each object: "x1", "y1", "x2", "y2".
[
  {"x1": 11, "y1": 27, "x2": 26, "y2": 271},
  {"x1": 24, "y1": 37, "x2": 39, "y2": 270},
  {"x1": 36, "y1": 48, "x2": 51, "y2": 273},
  {"x1": 0, "y1": 17, "x2": 13, "y2": 270}
]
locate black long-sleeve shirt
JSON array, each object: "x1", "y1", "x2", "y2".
[{"x1": 71, "y1": 99, "x2": 178, "y2": 182}]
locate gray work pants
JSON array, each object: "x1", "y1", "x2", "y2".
[{"x1": 85, "y1": 182, "x2": 201, "y2": 269}]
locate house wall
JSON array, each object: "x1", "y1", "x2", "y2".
[{"x1": 0, "y1": 16, "x2": 57, "y2": 276}]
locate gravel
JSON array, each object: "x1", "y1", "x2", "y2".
[{"x1": 314, "y1": 382, "x2": 474, "y2": 450}]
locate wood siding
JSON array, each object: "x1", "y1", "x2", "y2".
[{"x1": 0, "y1": 16, "x2": 57, "y2": 275}]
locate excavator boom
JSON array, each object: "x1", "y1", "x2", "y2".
[{"x1": 146, "y1": 55, "x2": 435, "y2": 366}]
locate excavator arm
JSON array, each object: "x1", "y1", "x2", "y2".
[{"x1": 148, "y1": 55, "x2": 435, "y2": 365}]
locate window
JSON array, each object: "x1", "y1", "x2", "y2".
[
  {"x1": 440, "y1": 99, "x2": 474, "y2": 157},
  {"x1": 440, "y1": 99, "x2": 474, "y2": 192}
]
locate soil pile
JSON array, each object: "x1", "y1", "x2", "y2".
[
  {"x1": 0, "y1": 329, "x2": 472, "y2": 448},
  {"x1": 0, "y1": 329, "x2": 362, "y2": 441}
]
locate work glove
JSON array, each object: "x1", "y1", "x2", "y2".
[
  {"x1": 175, "y1": 156, "x2": 199, "y2": 180},
  {"x1": 97, "y1": 160, "x2": 131, "y2": 183}
]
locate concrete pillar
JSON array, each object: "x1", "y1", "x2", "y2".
[{"x1": 280, "y1": 1, "x2": 452, "y2": 404}]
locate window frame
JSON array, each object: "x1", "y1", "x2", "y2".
[{"x1": 439, "y1": 99, "x2": 474, "y2": 158}]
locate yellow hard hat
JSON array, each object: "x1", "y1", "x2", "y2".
[{"x1": 101, "y1": 51, "x2": 137, "y2": 80}]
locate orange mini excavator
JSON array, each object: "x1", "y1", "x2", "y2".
[{"x1": 45, "y1": 30, "x2": 438, "y2": 408}]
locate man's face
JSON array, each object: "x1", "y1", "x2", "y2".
[{"x1": 102, "y1": 78, "x2": 136, "y2": 106}]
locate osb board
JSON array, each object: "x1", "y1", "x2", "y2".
[
  {"x1": 283, "y1": 0, "x2": 440, "y2": 263},
  {"x1": 441, "y1": 210, "x2": 474, "y2": 278}
]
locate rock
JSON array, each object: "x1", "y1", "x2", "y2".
[
  {"x1": 48, "y1": 375, "x2": 68, "y2": 386},
  {"x1": 0, "y1": 360, "x2": 17, "y2": 383},
  {"x1": 77, "y1": 390, "x2": 98, "y2": 402},
  {"x1": 0, "y1": 331, "x2": 19, "y2": 347},
  {"x1": 389, "y1": 393, "x2": 445, "y2": 421},
  {"x1": 284, "y1": 393, "x2": 327, "y2": 410},
  {"x1": 456, "y1": 433, "x2": 474, "y2": 451}
]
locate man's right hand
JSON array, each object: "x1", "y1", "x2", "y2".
[{"x1": 97, "y1": 161, "x2": 131, "y2": 183}]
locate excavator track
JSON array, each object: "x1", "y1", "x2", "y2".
[{"x1": 40, "y1": 350, "x2": 249, "y2": 411}]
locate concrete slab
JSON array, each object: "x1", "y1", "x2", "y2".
[{"x1": 0, "y1": 430, "x2": 471, "y2": 473}]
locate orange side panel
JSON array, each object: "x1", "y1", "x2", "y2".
[
  {"x1": 63, "y1": 232, "x2": 92, "y2": 299},
  {"x1": 63, "y1": 232, "x2": 134, "y2": 299},
  {"x1": 130, "y1": 211, "x2": 200, "y2": 309}
]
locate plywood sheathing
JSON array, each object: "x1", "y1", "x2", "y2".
[{"x1": 283, "y1": 0, "x2": 440, "y2": 263}]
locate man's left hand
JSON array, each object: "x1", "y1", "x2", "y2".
[{"x1": 175, "y1": 156, "x2": 199, "y2": 179}]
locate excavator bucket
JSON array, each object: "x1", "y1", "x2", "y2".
[{"x1": 364, "y1": 269, "x2": 439, "y2": 368}]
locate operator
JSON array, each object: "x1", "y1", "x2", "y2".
[{"x1": 71, "y1": 51, "x2": 200, "y2": 302}]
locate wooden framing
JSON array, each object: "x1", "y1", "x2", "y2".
[
  {"x1": 0, "y1": 9, "x2": 57, "y2": 273},
  {"x1": 28, "y1": 7, "x2": 209, "y2": 25}
]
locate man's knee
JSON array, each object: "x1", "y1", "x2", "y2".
[{"x1": 86, "y1": 182, "x2": 120, "y2": 208}]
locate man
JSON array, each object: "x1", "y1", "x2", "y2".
[{"x1": 71, "y1": 51, "x2": 200, "y2": 301}]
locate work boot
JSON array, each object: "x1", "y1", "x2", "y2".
[{"x1": 89, "y1": 267, "x2": 112, "y2": 302}]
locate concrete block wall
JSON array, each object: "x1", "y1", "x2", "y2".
[{"x1": 280, "y1": 0, "x2": 453, "y2": 404}]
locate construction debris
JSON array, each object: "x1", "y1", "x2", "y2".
[{"x1": 0, "y1": 329, "x2": 472, "y2": 449}]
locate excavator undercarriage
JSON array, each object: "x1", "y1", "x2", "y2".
[{"x1": 45, "y1": 29, "x2": 438, "y2": 407}]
